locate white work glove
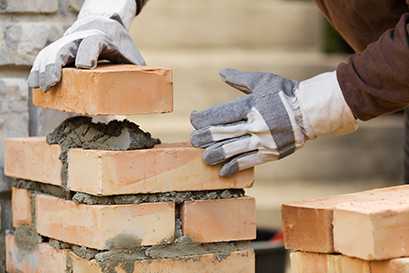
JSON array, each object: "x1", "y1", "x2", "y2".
[
  {"x1": 191, "y1": 69, "x2": 358, "y2": 177},
  {"x1": 28, "y1": 0, "x2": 145, "y2": 91}
]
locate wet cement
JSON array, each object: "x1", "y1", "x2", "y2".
[
  {"x1": 14, "y1": 226, "x2": 41, "y2": 252},
  {"x1": 72, "y1": 189, "x2": 244, "y2": 205},
  {"x1": 12, "y1": 179, "x2": 67, "y2": 199},
  {"x1": 94, "y1": 237, "x2": 250, "y2": 273},
  {"x1": 46, "y1": 116, "x2": 160, "y2": 187}
]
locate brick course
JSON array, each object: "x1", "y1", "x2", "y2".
[
  {"x1": 35, "y1": 194, "x2": 175, "y2": 250},
  {"x1": 5, "y1": 137, "x2": 254, "y2": 195}
]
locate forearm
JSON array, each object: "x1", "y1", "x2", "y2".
[
  {"x1": 337, "y1": 13, "x2": 409, "y2": 121},
  {"x1": 78, "y1": 0, "x2": 137, "y2": 28}
]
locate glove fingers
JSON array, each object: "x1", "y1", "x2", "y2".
[
  {"x1": 39, "y1": 63, "x2": 63, "y2": 91},
  {"x1": 28, "y1": 69, "x2": 39, "y2": 89},
  {"x1": 38, "y1": 41, "x2": 79, "y2": 91},
  {"x1": 191, "y1": 95, "x2": 251, "y2": 130},
  {"x1": 75, "y1": 35, "x2": 107, "y2": 69},
  {"x1": 219, "y1": 150, "x2": 260, "y2": 177},
  {"x1": 191, "y1": 121, "x2": 249, "y2": 148},
  {"x1": 203, "y1": 135, "x2": 256, "y2": 165},
  {"x1": 220, "y1": 68, "x2": 269, "y2": 94}
]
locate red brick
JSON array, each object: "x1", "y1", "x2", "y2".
[
  {"x1": 5, "y1": 138, "x2": 254, "y2": 195},
  {"x1": 12, "y1": 187, "x2": 32, "y2": 227},
  {"x1": 5, "y1": 137, "x2": 62, "y2": 186},
  {"x1": 290, "y1": 252, "x2": 409, "y2": 273},
  {"x1": 6, "y1": 234, "x2": 67, "y2": 273},
  {"x1": 69, "y1": 248, "x2": 255, "y2": 273},
  {"x1": 333, "y1": 190, "x2": 409, "y2": 260},
  {"x1": 32, "y1": 65, "x2": 173, "y2": 115},
  {"x1": 282, "y1": 185, "x2": 409, "y2": 254},
  {"x1": 35, "y1": 194, "x2": 175, "y2": 250},
  {"x1": 181, "y1": 197, "x2": 256, "y2": 243}
]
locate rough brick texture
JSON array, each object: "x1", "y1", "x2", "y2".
[
  {"x1": 333, "y1": 193, "x2": 409, "y2": 260},
  {"x1": 290, "y1": 251, "x2": 409, "y2": 273},
  {"x1": 5, "y1": 138, "x2": 62, "y2": 186},
  {"x1": 11, "y1": 188, "x2": 32, "y2": 227},
  {"x1": 35, "y1": 194, "x2": 175, "y2": 250},
  {"x1": 6, "y1": 234, "x2": 67, "y2": 273},
  {"x1": 0, "y1": 0, "x2": 58, "y2": 13},
  {"x1": 282, "y1": 185, "x2": 409, "y2": 255},
  {"x1": 32, "y1": 65, "x2": 174, "y2": 115},
  {"x1": 5, "y1": 137, "x2": 254, "y2": 195},
  {"x1": 69, "y1": 249, "x2": 255, "y2": 273},
  {"x1": 182, "y1": 197, "x2": 256, "y2": 243}
]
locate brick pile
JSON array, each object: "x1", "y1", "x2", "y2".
[
  {"x1": 282, "y1": 185, "x2": 409, "y2": 273},
  {"x1": 4, "y1": 65, "x2": 256, "y2": 273}
]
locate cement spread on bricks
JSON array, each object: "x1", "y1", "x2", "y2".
[
  {"x1": 14, "y1": 225, "x2": 41, "y2": 252},
  {"x1": 12, "y1": 179, "x2": 68, "y2": 199},
  {"x1": 95, "y1": 238, "x2": 250, "y2": 273},
  {"x1": 12, "y1": 179, "x2": 244, "y2": 204},
  {"x1": 46, "y1": 116, "x2": 161, "y2": 187},
  {"x1": 72, "y1": 189, "x2": 245, "y2": 205}
]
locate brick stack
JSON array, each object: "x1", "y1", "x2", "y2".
[
  {"x1": 4, "y1": 65, "x2": 256, "y2": 273},
  {"x1": 282, "y1": 184, "x2": 409, "y2": 273}
]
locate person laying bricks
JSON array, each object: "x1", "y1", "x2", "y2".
[{"x1": 28, "y1": 0, "x2": 408, "y2": 177}]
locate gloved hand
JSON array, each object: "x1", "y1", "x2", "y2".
[
  {"x1": 191, "y1": 69, "x2": 358, "y2": 177},
  {"x1": 28, "y1": 0, "x2": 144, "y2": 91}
]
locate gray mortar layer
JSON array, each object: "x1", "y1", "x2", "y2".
[
  {"x1": 12, "y1": 179, "x2": 244, "y2": 205},
  {"x1": 14, "y1": 226, "x2": 42, "y2": 253},
  {"x1": 45, "y1": 235, "x2": 251, "y2": 273},
  {"x1": 71, "y1": 189, "x2": 245, "y2": 205},
  {"x1": 46, "y1": 116, "x2": 161, "y2": 188}
]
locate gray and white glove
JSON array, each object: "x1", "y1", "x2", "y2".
[
  {"x1": 28, "y1": 0, "x2": 144, "y2": 91},
  {"x1": 191, "y1": 69, "x2": 358, "y2": 177}
]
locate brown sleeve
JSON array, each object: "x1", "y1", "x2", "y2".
[
  {"x1": 338, "y1": 14, "x2": 409, "y2": 120},
  {"x1": 135, "y1": 0, "x2": 149, "y2": 15},
  {"x1": 315, "y1": 0, "x2": 409, "y2": 120}
]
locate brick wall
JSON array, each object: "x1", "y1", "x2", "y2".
[{"x1": 0, "y1": 1, "x2": 82, "y2": 271}]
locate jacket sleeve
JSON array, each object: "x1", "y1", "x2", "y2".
[
  {"x1": 315, "y1": 0, "x2": 409, "y2": 120},
  {"x1": 135, "y1": 0, "x2": 149, "y2": 15},
  {"x1": 338, "y1": 14, "x2": 409, "y2": 120}
]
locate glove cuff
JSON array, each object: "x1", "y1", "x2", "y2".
[
  {"x1": 77, "y1": 0, "x2": 136, "y2": 29},
  {"x1": 296, "y1": 71, "x2": 358, "y2": 139}
]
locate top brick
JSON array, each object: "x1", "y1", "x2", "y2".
[
  {"x1": 32, "y1": 65, "x2": 174, "y2": 115},
  {"x1": 0, "y1": 0, "x2": 58, "y2": 13}
]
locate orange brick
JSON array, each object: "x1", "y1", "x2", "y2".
[
  {"x1": 290, "y1": 252, "x2": 370, "y2": 273},
  {"x1": 282, "y1": 185, "x2": 409, "y2": 254},
  {"x1": 5, "y1": 137, "x2": 62, "y2": 186},
  {"x1": 333, "y1": 193, "x2": 409, "y2": 260},
  {"x1": 12, "y1": 187, "x2": 32, "y2": 227},
  {"x1": 371, "y1": 258, "x2": 409, "y2": 273},
  {"x1": 68, "y1": 142, "x2": 254, "y2": 195},
  {"x1": 69, "y1": 248, "x2": 255, "y2": 273},
  {"x1": 32, "y1": 65, "x2": 173, "y2": 115},
  {"x1": 5, "y1": 138, "x2": 254, "y2": 195},
  {"x1": 290, "y1": 252, "x2": 409, "y2": 273},
  {"x1": 35, "y1": 194, "x2": 175, "y2": 250},
  {"x1": 181, "y1": 197, "x2": 256, "y2": 243},
  {"x1": 6, "y1": 234, "x2": 67, "y2": 273}
]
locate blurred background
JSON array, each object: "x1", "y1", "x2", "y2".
[
  {"x1": 130, "y1": 0, "x2": 404, "y2": 229},
  {"x1": 0, "y1": 0, "x2": 404, "y2": 272}
]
